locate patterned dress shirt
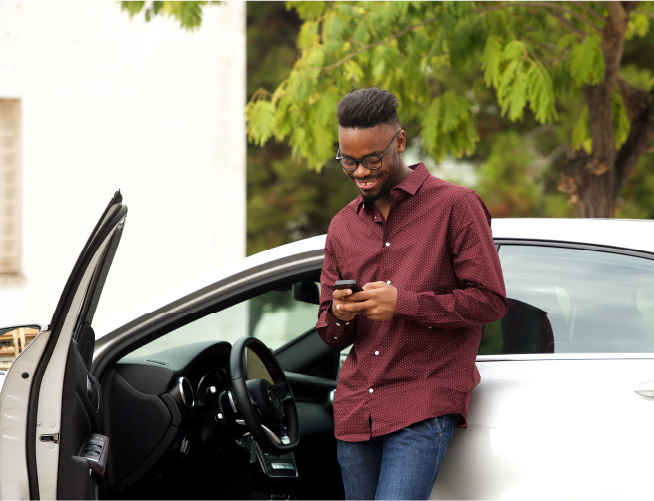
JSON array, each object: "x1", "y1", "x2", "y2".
[{"x1": 317, "y1": 163, "x2": 508, "y2": 442}]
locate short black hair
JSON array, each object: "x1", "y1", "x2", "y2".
[{"x1": 337, "y1": 88, "x2": 400, "y2": 129}]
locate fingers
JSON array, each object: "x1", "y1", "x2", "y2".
[
  {"x1": 333, "y1": 288, "x2": 356, "y2": 300},
  {"x1": 362, "y1": 281, "x2": 388, "y2": 291},
  {"x1": 336, "y1": 300, "x2": 369, "y2": 313}
]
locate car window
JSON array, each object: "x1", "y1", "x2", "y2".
[
  {"x1": 126, "y1": 282, "x2": 321, "y2": 359},
  {"x1": 480, "y1": 245, "x2": 654, "y2": 355}
]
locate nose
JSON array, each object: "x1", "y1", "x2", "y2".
[{"x1": 352, "y1": 161, "x2": 372, "y2": 177}]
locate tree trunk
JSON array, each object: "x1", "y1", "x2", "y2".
[
  {"x1": 558, "y1": 2, "x2": 632, "y2": 218},
  {"x1": 559, "y1": 155, "x2": 615, "y2": 218}
]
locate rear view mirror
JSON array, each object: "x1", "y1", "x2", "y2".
[{"x1": 0, "y1": 325, "x2": 40, "y2": 369}]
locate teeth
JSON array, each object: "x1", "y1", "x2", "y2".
[{"x1": 360, "y1": 180, "x2": 374, "y2": 186}]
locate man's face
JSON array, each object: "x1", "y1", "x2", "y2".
[{"x1": 337, "y1": 125, "x2": 405, "y2": 204}]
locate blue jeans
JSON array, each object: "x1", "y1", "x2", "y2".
[{"x1": 337, "y1": 415, "x2": 458, "y2": 500}]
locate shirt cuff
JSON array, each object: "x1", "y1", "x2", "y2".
[
  {"x1": 396, "y1": 288, "x2": 419, "y2": 317},
  {"x1": 317, "y1": 304, "x2": 355, "y2": 329},
  {"x1": 326, "y1": 310, "x2": 354, "y2": 329}
]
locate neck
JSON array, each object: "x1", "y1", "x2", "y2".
[{"x1": 373, "y1": 161, "x2": 411, "y2": 220}]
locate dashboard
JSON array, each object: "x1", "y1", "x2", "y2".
[{"x1": 101, "y1": 341, "x2": 236, "y2": 494}]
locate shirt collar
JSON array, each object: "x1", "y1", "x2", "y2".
[{"x1": 356, "y1": 163, "x2": 430, "y2": 215}]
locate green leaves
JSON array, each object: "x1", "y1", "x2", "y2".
[
  {"x1": 420, "y1": 92, "x2": 479, "y2": 162},
  {"x1": 481, "y1": 36, "x2": 503, "y2": 88},
  {"x1": 567, "y1": 36, "x2": 605, "y2": 86},
  {"x1": 245, "y1": 100, "x2": 276, "y2": 147},
  {"x1": 612, "y1": 90, "x2": 630, "y2": 149},
  {"x1": 121, "y1": 1, "x2": 210, "y2": 30},
  {"x1": 482, "y1": 38, "x2": 557, "y2": 123}
]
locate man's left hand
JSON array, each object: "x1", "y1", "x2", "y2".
[{"x1": 338, "y1": 281, "x2": 397, "y2": 321}]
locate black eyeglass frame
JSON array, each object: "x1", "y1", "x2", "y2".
[{"x1": 335, "y1": 130, "x2": 401, "y2": 171}]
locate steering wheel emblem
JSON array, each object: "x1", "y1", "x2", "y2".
[{"x1": 268, "y1": 387, "x2": 282, "y2": 411}]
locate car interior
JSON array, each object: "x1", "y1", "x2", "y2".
[{"x1": 86, "y1": 271, "x2": 344, "y2": 500}]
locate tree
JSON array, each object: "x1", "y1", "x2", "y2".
[
  {"x1": 245, "y1": 1, "x2": 654, "y2": 218},
  {"x1": 245, "y1": 2, "x2": 357, "y2": 254}
]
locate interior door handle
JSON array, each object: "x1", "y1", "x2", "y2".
[{"x1": 634, "y1": 381, "x2": 654, "y2": 398}]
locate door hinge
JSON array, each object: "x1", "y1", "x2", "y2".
[{"x1": 39, "y1": 433, "x2": 60, "y2": 444}]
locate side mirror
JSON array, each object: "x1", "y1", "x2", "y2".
[
  {"x1": 292, "y1": 281, "x2": 320, "y2": 305},
  {"x1": 0, "y1": 325, "x2": 40, "y2": 370}
]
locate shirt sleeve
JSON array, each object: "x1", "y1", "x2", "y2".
[
  {"x1": 395, "y1": 191, "x2": 509, "y2": 328},
  {"x1": 316, "y1": 228, "x2": 357, "y2": 351}
]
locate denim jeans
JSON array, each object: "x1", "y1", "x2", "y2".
[{"x1": 337, "y1": 415, "x2": 458, "y2": 500}]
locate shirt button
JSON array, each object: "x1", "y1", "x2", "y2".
[
  {"x1": 369, "y1": 388, "x2": 374, "y2": 393},
  {"x1": 386, "y1": 280, "x2": 391, "y2": 285},
  {"x1": 336, "y1": 323, "x2": 341, "y2": 327},
  {"x1": 346, "y1": 322, "x2": 350, "y2": 325},
  {"x1": 385, "y1": 242, "x2": 390, "y2": 247},
  {"x1": 374, "y1": 351, "x2": 380, "y2": 355}
]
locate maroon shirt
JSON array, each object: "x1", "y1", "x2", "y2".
[{"x1": 317, "y1": 163, "x2": 508, "y2": 442}]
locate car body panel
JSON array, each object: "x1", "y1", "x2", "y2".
[
  {"x1": 434, "y1": 358, "x2": 654, "y2": 499},
  {"x1": 0, "y1": 327, "x2": 51, "y2": 499}
]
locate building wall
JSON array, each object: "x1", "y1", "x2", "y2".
[{"x1": 0, "y1": 1, "x2": 246, "y2": 329}]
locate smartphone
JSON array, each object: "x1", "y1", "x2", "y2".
[{"x1": 334, "y1": 279, "x2": 363, "y2": 293}]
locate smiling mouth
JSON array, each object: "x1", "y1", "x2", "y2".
[{"x1": 356, "y1": 177, "x2": 379, "y2": 189}]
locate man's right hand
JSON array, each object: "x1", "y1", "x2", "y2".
[{"x1": 331, "y1": 288, "x2": 363, "y2": 322}]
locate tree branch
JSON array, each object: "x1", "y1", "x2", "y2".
[
  {"x1": 473, "y1": 1, "x2": 604, "y2": 34},
  {"x1": 318, "y1": 2, "x2": 604, "y2": 74},
  {"x1": 319, "y1": 16, "x2": 440, "y2": 73},
  {"x1": 543, "y1": 10, "x2": 587, "y2": 38},
  {"x1": 614, "y1": 87, "x2": 654, "y2": 194}
]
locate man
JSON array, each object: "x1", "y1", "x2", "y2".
[{"x1": 316, "y1": 88, "x2": 508, "y2": 500}]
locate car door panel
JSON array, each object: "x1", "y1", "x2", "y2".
[
  {"x1": 0, "y1": 328, "x2": 51, "y2": 500},
  {"x1": 434, "y1": 358, "x2": 654, "y2": 500},
  {"x1": 0, "y1": 192, "x2": 127, "y2": 500}
]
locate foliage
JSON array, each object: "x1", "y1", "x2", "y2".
[
  {"x1": 243, "y1": 1, "x2": 654, "y2": 218},
  {"x1": 120, "y1": 1, "x2": 215, "y2": 29},
  {"x1": 246, "y1": 2, "x2": 355, "y2": 254}
]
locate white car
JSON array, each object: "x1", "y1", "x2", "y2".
[{"x1": 1, "y1": 193, "x2": 653, "y2": 500}]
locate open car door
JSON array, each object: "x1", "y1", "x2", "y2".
[{"x1": 0, "y1": 192, "x2": 127, "y2": 500}]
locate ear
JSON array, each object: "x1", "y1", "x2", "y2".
[{"x1": 396, "y1": 130, "x2": 406, "y2": 153}]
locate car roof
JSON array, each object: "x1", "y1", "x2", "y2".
[{"x1": 492, "y1": 218, "x2": 654, "y2": 253}]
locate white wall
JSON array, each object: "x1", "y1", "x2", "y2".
[{"x1": 0, "y1": 1, "x2": 246, "y2": 329}]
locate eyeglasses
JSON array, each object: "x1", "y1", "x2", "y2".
[{"x1": 335, "y1": 130, "x2": 401, "y2": 171}]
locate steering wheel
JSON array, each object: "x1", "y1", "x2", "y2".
[{"x1": 229, "y1": 336, "x2": 300, "y2": 454}]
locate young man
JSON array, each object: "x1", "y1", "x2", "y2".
[{"x1": 316, "y1": 88, "x2": 508, "y2": 500}]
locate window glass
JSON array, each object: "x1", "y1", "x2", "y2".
[
  {"x1": 127, "y1": 282, "x2": 320, "y2": 359},
  {"x1": 480, "y1": 246, "x2": 654, "y2": 355}
]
